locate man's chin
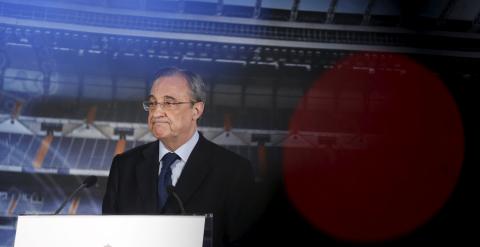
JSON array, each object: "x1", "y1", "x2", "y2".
[{"x1": 151, "y1": 129, "x2": 170, "y2": 139}]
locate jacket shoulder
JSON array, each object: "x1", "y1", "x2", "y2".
[{"x1": 201, "y1": 136, "x2": 250, "y2": 166}]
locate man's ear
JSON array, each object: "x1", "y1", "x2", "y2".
[{"x1": 192, "y1": 101, "x2": 205, "y2": 121}]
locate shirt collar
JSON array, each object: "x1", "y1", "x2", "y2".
[{"x1": 158, "y1": 131, "x2": 199, "y2": 163}]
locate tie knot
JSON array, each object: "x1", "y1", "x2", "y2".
[{"x1": 161, "y1": 152, "x2": 179, "y2": 169}]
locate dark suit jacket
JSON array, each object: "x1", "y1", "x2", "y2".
[{"x1": 102, "y1": 134, "x2": 255, "y2": 247}]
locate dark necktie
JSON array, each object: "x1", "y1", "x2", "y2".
[{"x1": 158, "y1": 152, "x2": 180, "y2": 210}]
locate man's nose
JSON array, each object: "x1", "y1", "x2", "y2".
[{"x1": 151, "y1": 104, "x2": 166, "y2": 116}]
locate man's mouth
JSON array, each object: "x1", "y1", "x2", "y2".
[{"x1": 152, "y1": 121, "x2": 169, "y2": 125}]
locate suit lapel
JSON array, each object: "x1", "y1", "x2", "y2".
[
  {"x1": 164, "y1": 134, "x2": 213, "y2": 213},
  {"x1": 136, "y1": 141, "x2": 160, "y2": 212}
]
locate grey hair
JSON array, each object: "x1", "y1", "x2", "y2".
[{"x1": 152, "y1": 67, "x2": 207, "y2": 103}]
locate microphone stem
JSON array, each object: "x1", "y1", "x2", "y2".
[
  {"x1": 171, "y1": 191, "x2": 186, "y2": 214},
  {"x1": 54, "y1": 184, "x2": 86, "y2": 215}
]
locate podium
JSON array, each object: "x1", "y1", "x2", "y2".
[{"x1": 14, "y1": 215, "x2": 213, "y2": 247}]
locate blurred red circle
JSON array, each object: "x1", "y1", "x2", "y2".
[{"x1": 283, "y1": 53, "x2": 464, "y2": 242}]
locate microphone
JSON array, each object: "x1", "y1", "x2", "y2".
[
  {"x1": 54, "y1": 176, "x2": 97, "y2": 215},
  {"x1": 167, "y1": 185, "x2": 186, "y2": 214}
]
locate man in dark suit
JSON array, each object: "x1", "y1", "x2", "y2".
[{"x1": 103, "y1": 67, "x2": 256, "y2": 247}]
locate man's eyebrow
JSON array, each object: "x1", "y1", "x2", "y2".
[
  {"x1": 163, "y1": 95, "x2": 177, "y2": 101},
  {"x1": 147, "y1": 95, "x2": 156, "y2": 101},
  {"x1": 147, "y1": 95, "x2": 178, "y2": 101}
]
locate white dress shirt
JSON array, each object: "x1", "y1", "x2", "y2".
[{"x1": 158, "y1": 131, "x2": 199, "y2": 186}]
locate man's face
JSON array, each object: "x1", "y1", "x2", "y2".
[{"x1": 148, "y1": 75, "x2": 204, "y2": 149}]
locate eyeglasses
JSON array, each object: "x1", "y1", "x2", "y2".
[{"x1": 142, "y1": 100, "x2": 197, "y2": 112}]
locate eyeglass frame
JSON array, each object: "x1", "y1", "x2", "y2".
[{"x1": 142, "y1": 99, "x2": 199, "y2": 112}]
